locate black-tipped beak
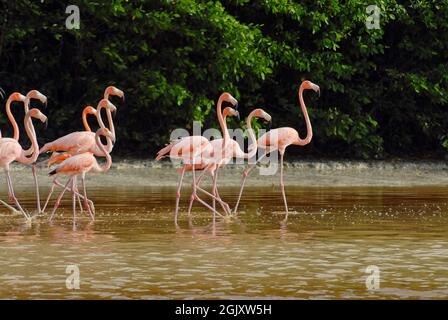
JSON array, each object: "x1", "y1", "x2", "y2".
[
  {"x1": 0, "y1": 87, "x2": 5, "y2": 100},
  {"x1": 234, "y1": 102, "x2": 239, "y2": 110},
  {"x1": 44, "y1": 120, "x2": 48, "y2": 130},
  {"x1": 236, "y1": 110, "x2": 240, "y2": 121},
  {"x1": 44, "y1": 101, "x2": 47, "y2": 109},
  {"x1": 122, "y1": 95, "x2": 125, "y2": 104},
  {"x1": 317, "y1": 88, "x2": 321, "y2": 98}
]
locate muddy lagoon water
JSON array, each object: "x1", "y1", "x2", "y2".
[{"x1": 0, "y1": 184, "x2": 447, "y2": 299}]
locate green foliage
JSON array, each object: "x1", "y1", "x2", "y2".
[{"x1": 0, "y1": 0, "x2": 447, "y2": 158}]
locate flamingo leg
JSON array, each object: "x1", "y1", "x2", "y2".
[
  {"x1": 233, "y1": 152, "x2": 268, "y2": 215},
  {"x1": 73, "y1": 177, "x2": 83, "y2": 216},
  {"x1": 49, "y1": 177, "x2": 73, "y2": 221},
  {"x1": 279, "y1": 151, "x2": 289, "y2": 223},
  {"x1": 211, "y1": 170, "x2": 231, "y2": 215},
  {"x1": 175, "y1": 166, "x2": 186, "y2": 224},
  {"x1": 187, "y1": 169, "x2": 206, "y2": 216},
  {"x1": 42, "y1": 177, "x2": 59, "y2": 213},
  {"x1": 71, "y1": 178, "x2": 77, "y2": 225},
  {"x1": 81, "y1": 174, "x2": 95, "y2": 221},
  {"x1": 50, "y1": 178, "x2": 95, "y2": 216},
  {"x1": 189, "y1": 168, "x2": 230, "y2": 216},
  {"x1": 191, "y1": 162, "x2": 224, "y2": 218},
  {"x1": 32, "y1": 164, "x2": 41, "y2": 214},
  {"x1": 5, "y1": 169, "x2": 30, "y2": 220}
]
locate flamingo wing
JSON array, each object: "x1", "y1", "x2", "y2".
[
  {"x1": 50, "y1": 152, "x2": 96, "y2": 176},
  {"x1": 41, "y1": 131, "x2": 95, "y2": 155},
  {"x1": 0, "y1": 139, "x2": 22, "y2": 165}
]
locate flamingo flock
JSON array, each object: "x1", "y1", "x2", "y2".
[
  {"x1": 0, "y1": 85, "x2": 123, "y2": 224},
  {"x1": 0, "y1": 80, "x2": 318, "y2": 226},
  {"x1": 157, "y1": 80, "x2": 319, "y2": 224}
]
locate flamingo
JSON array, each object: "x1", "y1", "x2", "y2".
[
  {"x1": 156, "y1": 92, "x2": 238, "y2": 224},
  {"x1": 45, "y1": 105, "x2": 97, "y2": 167},
  {"x1": 233, "y1": 80, "x2": 320, "y2": 222},
  {"x1": 22, "y1": 90, "x2": 48, "y2": 214},
  {"x1": 184, "y1": 106, "x2": 239, "y2": 215},
  {"x1": 0, "y1": 97, "x2": 48, "y2": 221},
  {"x1": 48, "y1": 127, "x2": 114, "y2": 223},
  {"x1": 187, "y1": 108, "x2": 272, "y2": 215},
  {"x1": 40, "y1": 99, "x2": 117, "y2": 213}
]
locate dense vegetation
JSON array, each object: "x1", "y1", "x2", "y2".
[{"x1": 0, "y1": 0, "x2": 447, "y2": 159}]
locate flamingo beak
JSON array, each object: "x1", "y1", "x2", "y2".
[
  {"x1": 317, "y1": 88, "x2": 321, "y2": 98},
  {"x1": 235, "y1": 110, "x2": 240, "y2": 121},
  {"x1": 0, "y1": 87, "x2": 5, "y2": 99}
]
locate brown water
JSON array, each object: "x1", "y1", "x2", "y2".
[{"x1": 0, "y1": 186, "x2": 447, "y2": 299}]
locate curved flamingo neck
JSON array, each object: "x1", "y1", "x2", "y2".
[
  {"x1": 6, "y1": 98, "x2": 20, "y2": 141},
  {"x1": 82, "y1": 108, "x2": 93, "y2": 132},
  {"x1": 295, "y1": 85, "x2": 313, "y2": 146},
  {"x1": 23, "y1": 97, "x2": 36, "y2": 156},
  {"x1": 106, "y1": 108, "x2": 115, "y2": 138},
  {"x1": 94, "y1": 132, "x2": 112, "y2": 172},
  {"x1": 96, "y1": 104, "x2": 107, "y2": 131},
  {"x1": 19, "y1": 113, "x2": 39, "y2": 164},
  {"x1": 96, "y1": 105, "x2": 115, "y2": 139},
  {"x1": 217, "y1": 95, "x2": 229, "y2": 148},
  {"x1": 244, "y1": 112, "x2": 258, "y2": 159}
]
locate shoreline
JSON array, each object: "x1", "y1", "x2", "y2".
[{"x1": 2, "y1": 159, "x2": 448, "y2": 189}]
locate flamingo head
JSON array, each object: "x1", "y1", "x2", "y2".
[
  {"x1": 223, "y1": 107, "x2": 240, "y2": 121},
  {"x1": 8, "y1": 92, "x2": 26, "y2": 103},
  {"x1": 26, "y1": 90, "x2": 48, "y2": 108},
  {"x1": 83, "y1": 105, "x2": 97, "y2": 116},
  {"x1": 252, "y1": 108, "x2": 272, "y2": 122},
  {"x1": 221, "y1": 92, "x2": 238, "y2": 110},
  {"x1": 98, "y1": 99, "x2": 117, "y2": 114},
  {"x1": 98, "y1": 127, "x2": 115, "y2": 144},
  {"x1": 104, "y1": 86, "x2": 125, "y2": 102},
  {"x1": 301, "y1": 80, "x2": 320, "y2": 97},
  {"x1": 28, "y1": 108, "x2": 48, "y2": 125},
  {"x1": 0, "y1": 87, "x2": 5, "y2": 100}
]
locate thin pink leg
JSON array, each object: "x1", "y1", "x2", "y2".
[
  {"x1": 233, "y1": 153, "x2": 268, "y2": 215},
  {"x1": 5, "y1": 169, "x2": 30, "y2": 220},
  {"x1": 81, "y1": 174, "x2": 95, "y2": 221},
  {"x1": 191, "y1": 163, "x2": 224, "y2": 218},
  {"x1": 72, "y1": 178, "x2": 77, "y2": 225},
  {"x1": 42, "y1": 177, "x2": 59, "y2": 213},
  {"x1": 189, "y1": 168, "x2": 229, "y2": 216},
  {"x1": 49, "y1": 177, "x2": 72, "y2": 221},
  {"x1": 32, "y1": 164, "x2": 41, "y2": 214},
  {"x1": 187, "y1": 169, "x2": 206, "y2": 216},
  {"x1": 53, "y1": 179, "x2": 94, "y2": 215},
  {"x1": 175, "y1": 166, "x2": 186, "y2": 224},
  {"x1": 279, "y1": 151, "x2": 289, "y2": 222}
]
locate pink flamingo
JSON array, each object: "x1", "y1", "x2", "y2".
[
  {"x1": 22, "y1": 90, "x2": 48, "y2": 214},
  {"x1": 156, "y1": 93, "x2": 238, "y2": 224},
  {"x1": 183, "y1": 106, "x2": 240, "y2": 216},
  {"x1": 187, "y1": 108, "x2": 272, "y2": 215},
  {"x1": 48, "y1": 127, "x2": 114, "y2": 222},
  {"x1": 45, "y1": 105, "x2": 97, "y2": 167},
  {"x1": 40, "y1": 99, "x2": 117, "y2": 213},
  {"x1": 233, "y1": 80, "x2": 320, "y2": 222},
  {"x1": 0, "y1": 96, "x2": 48, "y2": 221}
]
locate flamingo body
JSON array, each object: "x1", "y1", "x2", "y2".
[
  {"x1": 256, "y1": 127, "x2": 301, "y2": 152},
  {"x1": 40, "y1": 131, "x2": 111, "y2": 157},
  {"x1": 0, "y1": 139, "x2": 23, "y2": 168},
  {"x1": 49, "y1": 152, "x2": 97, "y2": 176}
]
